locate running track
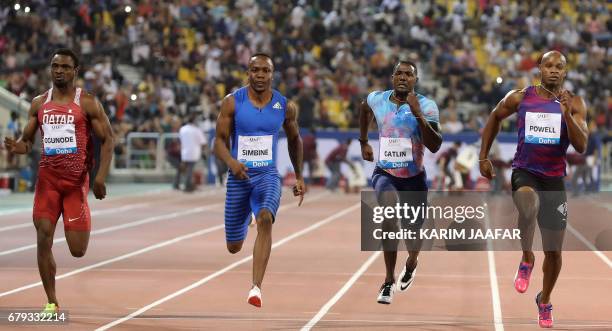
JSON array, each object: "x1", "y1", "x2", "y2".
[{"x1": 0, "y1": 186, "x2": 610, "y2": 330}]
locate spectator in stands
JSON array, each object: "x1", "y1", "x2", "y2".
[
  {"x1": 325, "y1": 138, "x2": 354, "y2": 191},
  {"x1": 0, "y1": 0, "x2": 608, "y2": 174},
  {"x1": 7, "y1": 111, "x2": 21, "y2": 138},
  {"x1": 177, "y1": 113, "x2": 206, "y2": 192},
  {"x1": 302, "y1": 127, "x2": 318, "y2": 186},
  {"x1": 436, "y1": 141, "x2": 461, "y2": 190},
  {"x1": 443, "y1": 111, "x2": 464, "y2": 134},
  {"x1": 6, "y1": 111, "x2": 22, "y2": 169},
  {"x1": 571, "y1": 120, "x2": 600, "y2": 195}
]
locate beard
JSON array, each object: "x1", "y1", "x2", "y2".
[
  {"x1": 393, "y1": 90, "x2": 408, "y2": 100},
  {"x1": 251, "y1": 82, "x2": 270, "y2": 93},
  {"x1": 53, "y1": 79, "x2": 69, "y2": 89}
]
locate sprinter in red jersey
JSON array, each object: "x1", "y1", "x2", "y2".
[{"x1": 4, "y1": 48, "x2": 114, "y2": 314}]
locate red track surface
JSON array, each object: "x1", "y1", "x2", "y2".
[{"x1": 0, "y1": 187, "x2": 610, "y2": 330}]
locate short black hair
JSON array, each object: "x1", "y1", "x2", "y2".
[
  {"x1": 249, "y1": 52, "x2": 274, "y2": 66},
  {"x1": 393, "y1": 60, "x2": 418, "y2": 75},
  {"x1": 537, "y1": 51, "x2": 567, "y2": 65},
  {"x1": 187, "y1": 113, "x2": 198, "y2": 123},
  {"x1": 51, "y1": 48, "x2": 79, "y2": 68}
]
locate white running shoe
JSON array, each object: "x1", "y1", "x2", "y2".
[
  {"x1": 247, "y1": 286, "x2": 262, "y2": 307},
  {"x1": 397, "y1": 261, "x2": 418, "y2": 292},
  {"x1": 377, "y1": 282, "x2": 395, "y2": 304}
]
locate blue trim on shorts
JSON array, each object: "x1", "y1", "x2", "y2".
[{"x1": 224, "y1": 169, "x2": 282, "y2": 242}]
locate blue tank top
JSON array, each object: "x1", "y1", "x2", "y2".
[
  {"x1": 231, "y1": 86, "x2": 287, "y2": 174},
  {"x1": 512, "y1": 86, "x2": 569, "y2": 178}
]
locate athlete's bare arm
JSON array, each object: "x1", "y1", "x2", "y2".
[
  {"x1": 559, "y1": 91, "x2": 588, "y2": 153},
  {"x1": 81, "y1": 94, "x2": 114, "y2": 200},
  {"x1": 283, "y1": 101, "x2": 304, "y2": 205},
  {"x1": 3, "y1": 95, "x2": 44, "y2": 154},
  {"x1": 358, "y1": 100, "x2": 374, "y2": 161},
  {"x1": 214, "y1": 94, "x2": 248, "y2": 179},
  {"x1": 479, "y1": 89, "x2": 526, "y2": 179}
]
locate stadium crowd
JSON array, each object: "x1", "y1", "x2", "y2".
[{"x1": 0, "y1": 0, "x2": 609, "y2": 174}]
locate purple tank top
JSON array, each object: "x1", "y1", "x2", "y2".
[{"x1": 512, "y1": 86, "x2": 569, "y2": 178}]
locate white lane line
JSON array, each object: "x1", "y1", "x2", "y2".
[
  {"x1": 0, "y1": 189, "x2": 226, "y2": 256},
  {"x1": 567, "y1": 224, "x2": 612, "y2": 269},
  {"x1": 485, "y1": 203, "x2": 504, "y2": 331},
  {"x1": 0, "y1": 208, "x2": 32, "y2": 217},
  {"x1": 0, "y1": 188, "x2": 223, "y2": 231},
  {"x1": 0, "y1": 192, "x2": 329, "y2": 297},
  {"x1": 0, "y1": 202, "x2": 223, "y2": 257},
  {"x1": 301, "y1": 251, "x2": 380, "y2": 331},
  {"x1": 94, "y1": 203, "x2": 360, "y2": 331},
  {"x1": 0, "y1": 186, "x2": 182, "y2": 217},
  {"x1": 0, "y1": 203, "x2": 149, "y2": 233},
  {"x1": 0, "y1": 224, "x2": 224, "y2": 298},
  {"x1": 487, "y1": 250, "x2": 504, "y2": 331}
]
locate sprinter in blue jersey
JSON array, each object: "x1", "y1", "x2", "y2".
[
  {"x1": 214, "y1": 53, "x2": 305, "y2": 308},
  {"x1": 359, "y1": 60, "x2": 442, "y2": 304}
]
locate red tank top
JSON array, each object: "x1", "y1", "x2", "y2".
[{"x1": 38, "y1": 87, "x2": 92, "y2": 181}]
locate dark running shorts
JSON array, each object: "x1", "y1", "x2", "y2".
[
  {"x1": 372, "y1": 167, "x2": 428, "y2": 229},
  {"x1": 511, "y1": 168, "x2": 567, "y2": 231}
]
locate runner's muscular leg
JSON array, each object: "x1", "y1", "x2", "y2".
[
  {"x1": 513, "y1": 186, "x2": 539, "y2": 264},
  {"x1": 34, "y1": 218, "x2": 58, "y2": 305},
  {"x1": 253, "y1": 209, "x2": 273, "y2": 288}
]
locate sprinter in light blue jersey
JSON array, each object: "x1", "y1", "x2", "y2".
[
  {"x1": 214, "y1": 53, "x2": 305, "y2": 308},
  {"x1": 359, "y1": 60, "x2": 442, "y2": 304}
]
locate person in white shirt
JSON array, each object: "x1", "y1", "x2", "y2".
[{"x1": 178, "y1": 114, "x2": 207, "y2": 192}]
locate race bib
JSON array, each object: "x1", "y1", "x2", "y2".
[
  {"x1": 237, "y1": 135, "x2": 273, "y2": 167},
  {"x1": 525, "y1": 112, "x2": 561, "y2": 145},
  {"x1": 42, "y1": 123, "x2": 77, "y2": 155},
  {"x1": 378, "y1": 137, "x2": 412, "y2": 169}
]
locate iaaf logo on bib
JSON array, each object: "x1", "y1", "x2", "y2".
[
  {"x1": 536, "y1": 113, "x2": 551, "y2": 119},
  {"x1": 246, "y1": 137, "x2": 263, "y2": 142}
]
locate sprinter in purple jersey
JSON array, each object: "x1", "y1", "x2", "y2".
[{"x1": 479, "y1": 51, "x2": 588, "y2": 328}]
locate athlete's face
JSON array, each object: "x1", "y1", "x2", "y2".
[
  {"x1": 51, "y1": 55, "x2": 77, "y2": 88},
  {"x1": 539, "y1": 53, "x2": 567, "y2": 87},
  {"x1": 248, "y1": 56, "x2": 273, "y2": 93},
  {"x1": 392, "y1": 63, "x2": 417, "y2": 94}
]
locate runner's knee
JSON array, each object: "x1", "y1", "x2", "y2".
[
  {"x1": 515, "y1": 186, "x2": 539, "y2": 219},
  {"x1": 544, "y1": 251, "x2": 562, "y2": 260},
  {"x1": 227, "y1": 241, "x2": 243, "y2": 254},
  {"x1": 69, "y1": 247, "x2": 86, "y2": 258},
  {"x1": 256, "y1": 210, "x2": 273, "y2": 232},
  {"x1": 35, "y1": 220, "x2": 54, "y2": 248}
]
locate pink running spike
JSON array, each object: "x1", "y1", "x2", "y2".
[{"x1": 514, "y1": 262, "x2": 534, "y2": 293}]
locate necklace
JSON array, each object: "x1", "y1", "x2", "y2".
[
  {"x1": 538, "y1": 85, "x2": 560, "y2": 101},
  {"x1": 390, "y1": 92, "x2": 405, "y2": 113},
  {"x1": 390, "y1": 92, "x2": 406, "y2": 104}
]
